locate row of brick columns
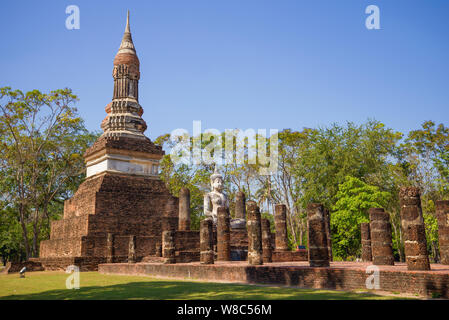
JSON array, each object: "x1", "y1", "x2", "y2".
[
  {"x1": 116, "y1": 187, "x2": 449, "y2": 269},
  {"x1": 360, "y1": 187, "x2": 449, "y2": 271}
]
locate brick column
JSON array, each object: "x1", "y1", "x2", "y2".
[
  {"x1": 163, "y1": 196, "x2": 178, "y2": 232},
  {"x1": 361, "y1": 223, "x2": 372, "y2": 262},
  {"x1": 274, "y1": 204, "x2": 289, "y2": 251},
  {"x1": 369, "y1": 208, "x2": 394, "y2": 265},
  {"x1": 217, "y1": 206, "x2": 231, "y2": 261},
  {"x1": 399, "y1": 187, "x2": 430, "y2": 270},
  {"x1": 247, "y1": 201, "x2": 263, "y2": 265},
  {"x1": 155, "y1": 242, "x2": 162, "y2": 257},
  {"x1": 162, "y1": 230, "x2": 176, "y2": 264},
  {"x1": 235, "y1": 191, "x2": 246, "y2": 220},
  {"x1": 436, "y1": 201, "x2": 449, "y2": 265},
  {"x1": 128, "y1": 235, "x2": 136, "y2": 263},
  {"x1": 106, "y1": 233, "x2": 114, "y2": 263},
  {"x1": 179, "y1": 187, "x2": 191, "y2": 231},
  {"x1": 262, "y1": 219, "x2": 273, "y2": 263},
  {"x1": 200, "y1": 218, "x2": 214, "y2": 264},
  {"x1": 324, "y1": 208, "x2": 333, "y2": 261},
  {"x1": 307, "y1": 203, "x2": 330, "y2": 267}
]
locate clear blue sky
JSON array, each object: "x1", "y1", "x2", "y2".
[{"x1": 1, "y1": 0, "x2": 448, "y2": 140}]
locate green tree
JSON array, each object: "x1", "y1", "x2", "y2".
[
  {"x1": 0, "y1": 87, "x2": 97, "y2": 259},
  {"x1": 331, "y1": 176, "x2": 391, "y2": 260}
]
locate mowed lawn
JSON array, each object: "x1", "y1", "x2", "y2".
[{"x1": 0, "y1": 271, "x2": 414, "y2": 300}]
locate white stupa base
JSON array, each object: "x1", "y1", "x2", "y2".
[{"x1": 86, "y1": 153, "x2": 160, "y2": 178}]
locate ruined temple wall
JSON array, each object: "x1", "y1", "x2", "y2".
[
  {"x1": 50, "y1": 216, "x2": 89, "y2": 240},
  {"x1": 230, "y1": 229, "x2": 248, "y2": 250},
  {"x1": 40, "y1": 238, "x2": 83, "y2": 258},
  {"x1": 63, "y1": 174, "x2": 175, "y2": 219},
  {"x1": 175, "y1": 231, "x2": 200, "y2": 252}
]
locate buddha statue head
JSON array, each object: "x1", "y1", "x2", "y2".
[{"x1": 210, "y1": 165, "x2": 224, "y2": 193}]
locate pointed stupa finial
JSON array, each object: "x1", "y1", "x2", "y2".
[
  {"x1": 117, "y1": 10, "x2": 136, "y2": 55},
  {"x1": 125, "y1": 10, "x2": 130, "y2": 33}
]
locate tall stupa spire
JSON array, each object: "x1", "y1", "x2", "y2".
[
  {"x1": 117, "y1": 10, "x2": 136, "y2": 56},
  {"x1": 85, "y1": 11, "x2": 164, "y2": 179},
  {"x1": 100, "y1": 10, "x2": 147, "y2": 139},
  {"x1": 126, "y1": 10, "x2": 130, "y2": 32}
]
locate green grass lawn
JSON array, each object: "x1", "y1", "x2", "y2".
[{"x1": 0, "y1": 271, "x2": 411, "y2": 300}]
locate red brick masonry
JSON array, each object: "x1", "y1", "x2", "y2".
[{"x1": 99, "y1": 261, "x2": 449, "y2": 298}]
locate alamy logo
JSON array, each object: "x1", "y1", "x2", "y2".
[
  {"x1": 65, "y1": 265, "x2": 80, "y2": 289},
  {"x1": 66, "y1": 5, "x2": 80, "y2": 30},
  {"x1": 170, "y1": 121, "x2": 278, "y2": 175},
  {"x1": 365, "y1": 5, "x2": 380, "y2": 30},
  {"x1": 365, "y1": 265, "x2": 380, "y2": 289}
]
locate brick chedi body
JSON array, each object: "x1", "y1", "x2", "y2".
[{"x1": 38, "y1": 12, "x2": 178, "y2": 271}]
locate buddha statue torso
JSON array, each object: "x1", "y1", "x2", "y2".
[{"x1": 204, "y1": 167, "x2": 229, "y2": 223}]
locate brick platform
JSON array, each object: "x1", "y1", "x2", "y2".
[{"x1": 99, "y1": 261, "x2": 449, "y2": 298}]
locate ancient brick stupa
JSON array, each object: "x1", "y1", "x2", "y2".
[{"x1": 38, "y1": 12, "x2": 178, "y2": 270}]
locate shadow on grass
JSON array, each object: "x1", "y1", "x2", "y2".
[{"x1": 0, "y1": 280, "x2": 403, "y2": 300}]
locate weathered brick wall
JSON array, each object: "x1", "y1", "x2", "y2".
[
  {"x1": 63, "y1": 174, "x2": 175, "y2": 219},
  {"x1": 272, "y1": 250, "x2": 308, "y2": 262},
  {"x1": 99, "y1": 262, "x2": 449, "y2": 298},
  {"x1": 230, "y1": 230, "x2": 248, "y2": 250},
  {"x1": 40, "y1": 238, "x2": 83, "y2": 257},
  {"x1": 50, "y1": 216, "x2": 89, "y2": 239},
  {"x1": 175, "y1": 231, "x2": 200, "y2": 252}
]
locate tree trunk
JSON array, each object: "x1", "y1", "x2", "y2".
[
  {"x1": 32, "y1": 208, "x2": 39, "y2": 258},
  {"x1": 18, "y1": 204, "x2": 31, "y2": 260},
  {"x1": 286, "y1": 206, "x2": 298, "y2": 247}
]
